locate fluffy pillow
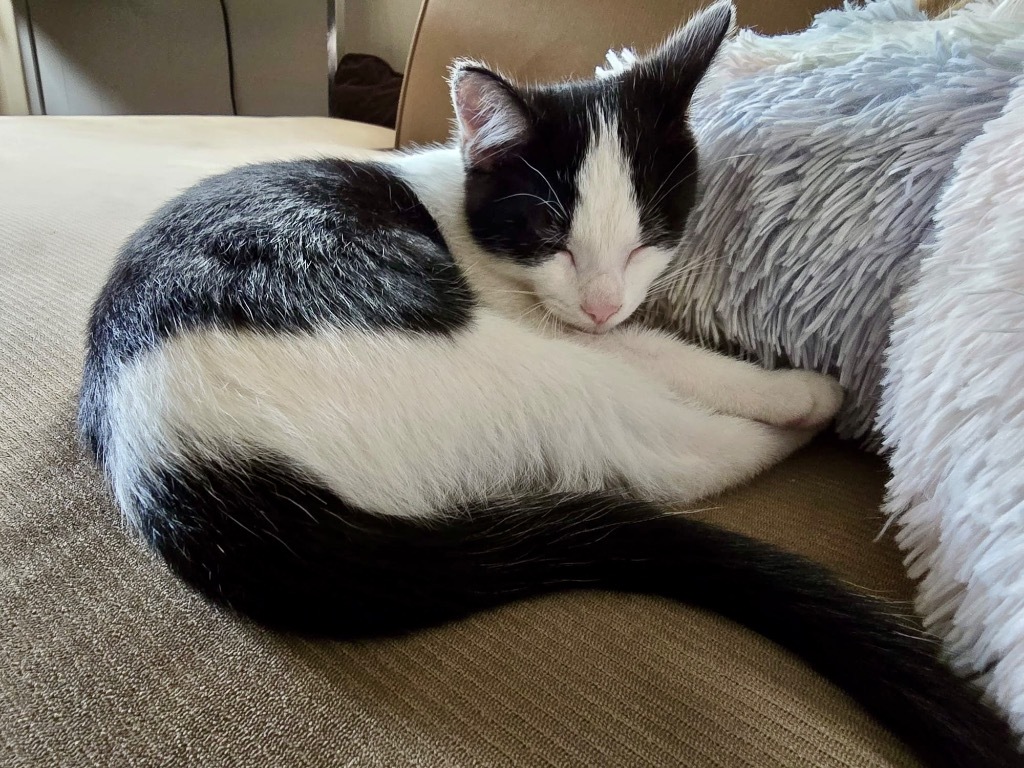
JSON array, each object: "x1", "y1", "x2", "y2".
[
  {"x1": 641, "y1": 0, "x2": 1024, "y2": 444},
  {"x1": 879, "y1": 70, "x2": 1024, "y2": 737}
]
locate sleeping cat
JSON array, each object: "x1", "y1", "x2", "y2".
[{"x1": 77, "y1": 3, "x2": 1018, "y2": 765}]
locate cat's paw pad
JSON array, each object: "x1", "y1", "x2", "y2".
[
  {"x1": 771, "y1": 370, "x2": 844, "y2": 431},
  {"x1": 595, "y1": 48, "x2": 639, "y2": 80}
]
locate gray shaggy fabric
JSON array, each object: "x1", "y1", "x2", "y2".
[{"x1": 642, "y1": 0, "x2": 1024, "y2": 445}]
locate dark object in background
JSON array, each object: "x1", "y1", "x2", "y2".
[{"x1": 330, "y1": 53, "x2": 404, "y2": 128}]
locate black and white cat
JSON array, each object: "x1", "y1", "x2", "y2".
[{"x1": 78, "y1": 3, "x2": 1017, "y2": 765}]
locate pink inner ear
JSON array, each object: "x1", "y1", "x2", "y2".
[
  {"x1": 453, "y1": 69, "x2": 529, "y2": 168},
  {"x1": 455, "y1": 74, "x2": 492, "y2": 139}
]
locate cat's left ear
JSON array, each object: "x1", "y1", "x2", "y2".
[
  {"x1": 630, "y1": 1, "x2": 736, "y2": 111},
  {"x1": 450, "y1": 62, "x2": 532, "y2": 171}
]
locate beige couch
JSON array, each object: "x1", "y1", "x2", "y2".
[{"x1": 2, "y1": 0, "x2": 957, "y2": 765}]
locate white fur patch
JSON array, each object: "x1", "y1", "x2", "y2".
[
  {"x1": 105, "y1": 315, "x2": 809, "y2": 527},
  {"x1": 569, "y1": 114, "x2": 643, "y2": 280},
  {"x1": 528, "y1": 113, "x2": 672, "y2": 332}
]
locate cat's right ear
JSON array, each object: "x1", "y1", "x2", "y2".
[
  {"x1": 450, "y1": 62, "x2": 531, "y2": 171},
  {"x1": 630, "y1": 1, "x2": 736, "y2": 111}
]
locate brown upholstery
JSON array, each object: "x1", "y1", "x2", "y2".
[
  {"x1": 396, "y1": 0, "x2": 843, "y2": 147},
  {"x1": 1, "y1": 114, "x2": 922, "y2": 765}
]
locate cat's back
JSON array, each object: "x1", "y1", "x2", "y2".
[
  {"x1": 79, "y1": 156, "x2": 475, "y2": 458},
  {"x1": 90, "y1": 157, "x2": 473, "y2": 352},
  {"x1": 146, "y1": 158, "x2": 438, "y2": 258}
]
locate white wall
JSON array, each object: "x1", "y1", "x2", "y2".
[{"x1": 340, "y1": 0, "x2": 421, "y2": 72}]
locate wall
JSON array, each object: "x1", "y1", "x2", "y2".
[
  {"x1": 224, "y1": 0, "x2": 329, "y2": 116},
  {"x1": 12, "y1": 0, "x2": 327, "y2": 116},
  {"x1": 340, "y1": 0, "x2": 420, "y2": 72},
  {"x1": 23, "y1": 0, "x2": 233, "y2": 115}
]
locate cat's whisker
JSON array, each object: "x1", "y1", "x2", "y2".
[
  {"x1": 705, "y1": 152, "x2": 755, "y2": 166},
  {"x1": 651, "y1": 265, "x2": 716, "y2": 290},
  {"x1": 521, "y1": 158, "x2": 569, "y2": 219},
  {"x1": 516, "y1": 304, "x2": 547, "y2": 322},
  {"x1": 644, "y1": 150, "x2": 697, "y2": 212},
  {"x1": 537, "y1": 235, "x2": 566, "y2": 250},
  {"x1": 665, "y1": 253, "x2": 727, "y2": 274},
  {"x1": 645, "y1": 172, "x2": 699, "y2": 214},
  {"x1": 648, "y1": 256, "x2": 726, "y2": 293},
  {"x1": 644, "y1": 151, "x2": 754, "y2": 214},
  {"x1": 537, "y1": 307, "x2": 562, "y2": 338},
  {"x1": 492, "y1": 289, "x2": 540, "y2": 297},
  {"x1": 495, "y1": 192, "x2": 563, "y2": 219}
]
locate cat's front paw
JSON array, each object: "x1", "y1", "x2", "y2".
[{"x1": 765, "y1": 370, "x2": 844, "y2": 431}]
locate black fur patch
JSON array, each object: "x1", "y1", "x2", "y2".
[
  {"x1": 460, "y1": 83, "x2": 589, "y2": 264},
  {"x1": 91, "y1": 159, "x2": 471, "y2": 357},
  {"x1": 145, "y1": 453, "x2": 1020, "y2": 768},
  {"x1": 615, "y1": 79, "x2": 702, "y2": 249},
  {"x1": 79, "y1": 159, "x2": 472, "y2": 458}
]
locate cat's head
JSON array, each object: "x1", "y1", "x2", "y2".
[{"x1": 449, "y1": 1, "x2": 734, "y2": 333}]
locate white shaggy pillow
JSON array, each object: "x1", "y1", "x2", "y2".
[{"x1": 879, "y1": 71, "x2": 1024, "y2": 736}]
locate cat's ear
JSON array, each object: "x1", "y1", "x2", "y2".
[
  {"x1": 632, "y1": 1, "x2": 735, "y2": 106},
  {"x1": 450, "y1": 62, "x2": 531, "y2": 171}
]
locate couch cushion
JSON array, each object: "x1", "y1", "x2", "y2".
[{"x1": 0, "y1": 116, "x2": 917, "y2": 767}]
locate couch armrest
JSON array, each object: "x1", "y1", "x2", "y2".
[{"x1": 395, "y1": 0, "x2": 842, "y2": 147}]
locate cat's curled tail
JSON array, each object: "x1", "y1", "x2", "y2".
[{"x1": 141, "y1": 453, "x2": 1019, "y2": 768}]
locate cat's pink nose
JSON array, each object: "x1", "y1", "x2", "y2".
[{"x1": 581, "y1": 301, "x2": 622, "y2": 326}]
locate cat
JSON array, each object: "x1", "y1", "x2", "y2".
[{"x1": 77, "y1": 2, "x2": 1017, "y2": 765}]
